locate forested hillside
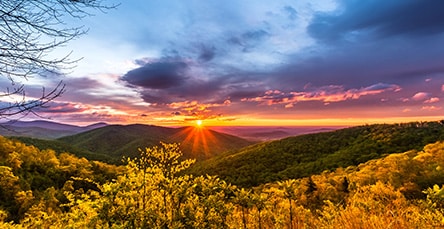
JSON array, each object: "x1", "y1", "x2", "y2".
[
  {"x1": 13, "y1": 124, "x2": 253, "y2": 164},
  {"x1": 0, "y1": 136, "x2": 123, "y2": 223},
  {"x1": 1, "y1": 136, "x2": 444, "y2": 228},
  {"x1": 190, "y1": 121, "x2": 444, "y2": 187},
  {"x1": 58, "y1": 124, "x2": 253, "y2": 161}
]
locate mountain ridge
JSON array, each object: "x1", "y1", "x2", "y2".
[{"x1": 54, "y1": 124, "x2": 254, "y2": 161}]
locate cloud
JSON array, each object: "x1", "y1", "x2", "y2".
[
  {"x1": 307, "y1": 0, "x2": 444, "y2": 42},
  {"x1": 165, "y1": 100, "x2": 231, "y2": 119},
  {"x1": 137, "y1": 75, "x2": 229, "y2": 104},
  {"x1": 287, "y1": 0, "x2": 444, "y2": 94},
  {"x1": 140, "y1": 93, "x2": 170, "y2": 105},
  {"x1": 412, "y1": 92, "x2": 430, "y2": 101},
  {"x1": 283, "y1": 6, "x2": 298, "y2": 20},
  {"x1": 228, "y1": 29, "x2": 270, "y2": 51},
  {"x1": 365, "y1": 83, "x2": 401, "y2": 92},
  {"x1": 198, "y1": 45, "x2": 216, "y2": 62},
  {"x1": 272, "y1": 37, "x2": 444, "y2": 94},
  {"x1": 121, "y1": 60, "x2": 189, "y2": 89},
  {"x1": 64, "y1": 77, "x2": 105, "y2": 90},
  {"x1": 242, "y1": 83, "x2": 400, "y2": 107},
  {"x1": 422, "y1": 106, "x2": 442, "y2": 111},
  {"x1": 117, "y1": 0, "x2": 444, "y2": 112},
  {"x1": 424, "y1": 97, "x2": 440, "y2": 104},
  {"x1": 37, "y1": 102, "x2": 88, "y2": 113},
  {"x1": 120, "y1": 56, "x2": 268, "y2": 107}
]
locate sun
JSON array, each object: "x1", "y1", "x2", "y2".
[{"x1": 196, "y1": 120, "x2": 203, "y2": 127}]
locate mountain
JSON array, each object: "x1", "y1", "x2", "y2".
[
  {"x1": 57, "y1": 124, "x2": 253, "y2": 161},
  {"x1": 189, "y1": 121, "x2": 444, "y2": 187},
  {"x1": 0, "y1": 120, "x2": 107, "y2": 139}
]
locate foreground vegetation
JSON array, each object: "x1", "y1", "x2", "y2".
[{"x1": 1, "y1": 135, "x2": 444, "y2": 228}]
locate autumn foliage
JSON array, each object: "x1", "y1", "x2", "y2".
[{"x1": 0, "y1": 136, "x2": 444, "y2": 228}]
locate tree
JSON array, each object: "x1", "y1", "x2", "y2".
[
  {"x1": 233, "y1": 188, "x2": 253, "y2": 229},
  {"x1": 278, "y1": 179, "x2": 299, "y2": 229},
  {"x1": 0, "y1": 0, "x2": 114, "y2": 119}
]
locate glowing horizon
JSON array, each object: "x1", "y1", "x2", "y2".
[{"x1": 54, "y1": 115, "x2": 444, "y2": 129}]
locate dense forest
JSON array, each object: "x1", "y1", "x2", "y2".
[
  {"x1": 1, "y1": 128, "x2": 444, "y2": 228},
  {"x1": 190, "y1": 121, "x2": 444, "y2": 187}
]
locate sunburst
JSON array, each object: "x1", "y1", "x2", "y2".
[{"x1": 172, "y1": 123, "x2": 217, "y2": 159}]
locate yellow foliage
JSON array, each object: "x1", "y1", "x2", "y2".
[{"x1": 2, "y1": 140, "x2": 444, "y2": 228}]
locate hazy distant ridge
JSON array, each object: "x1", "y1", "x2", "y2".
[{"x1": 0, "y1": 120, "x2": 108, "y2": 139}]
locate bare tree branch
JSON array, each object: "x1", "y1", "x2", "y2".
[
  {"x1": 0, "y1": 81, "x2": 66, "y2": 118},
  {"x1": 0, "y1": 0, "x2": 116, "y2": 119}
]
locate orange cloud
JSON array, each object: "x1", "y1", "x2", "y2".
[
  {"x1": 242, "y1": 83, "x2": 400, "y2": 106},
  {"x1": 421, "y1": 106, "x2": 442, "y2": 111},
  {"x1": 424, "y1": 97, "x2": 440, "y2": 103},
  {"x1": 167, "y1": 100, "x2": 231, "y2": 119}
]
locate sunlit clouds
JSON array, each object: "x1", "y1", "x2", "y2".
[{"x1": 242, "y1": 83, "x2": 401, "y2": 107}]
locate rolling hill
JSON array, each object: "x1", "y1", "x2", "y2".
[
  {"x1": 55, "y1": 124, "x2": 253, "y2": 161},
  {"x1": 189, "y1": 120, "x2": 444, "y2": 187}
]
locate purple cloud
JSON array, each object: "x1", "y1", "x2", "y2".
[
  {"x1": 121, "y1": 60, "x2": 189, "y2": 89},
  {"x1": 412, "y1": 92, "x2": 430, "y2": 101},
  {"x1": 308, "y1": 0, "x2": 444, "y2": 42}
]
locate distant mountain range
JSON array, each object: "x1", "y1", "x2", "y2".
[
  {"x1": 0, "y1": 120, "x2": 107, "y2": 139},
  {"x1": 0, "y1": 120, "x2": 342, "y2": 142}
]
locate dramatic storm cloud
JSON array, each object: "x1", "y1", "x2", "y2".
[{"x1": 9, "y1": 0, "x2": 443, "y2": 126}]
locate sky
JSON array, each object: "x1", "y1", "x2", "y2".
[{"x1": 7, "y1": 0, "x2": 444, "y2": 126}]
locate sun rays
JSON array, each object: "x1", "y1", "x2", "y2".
[{"x1": 171, "y1": 123, "x2": 217, "y2": 160}]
